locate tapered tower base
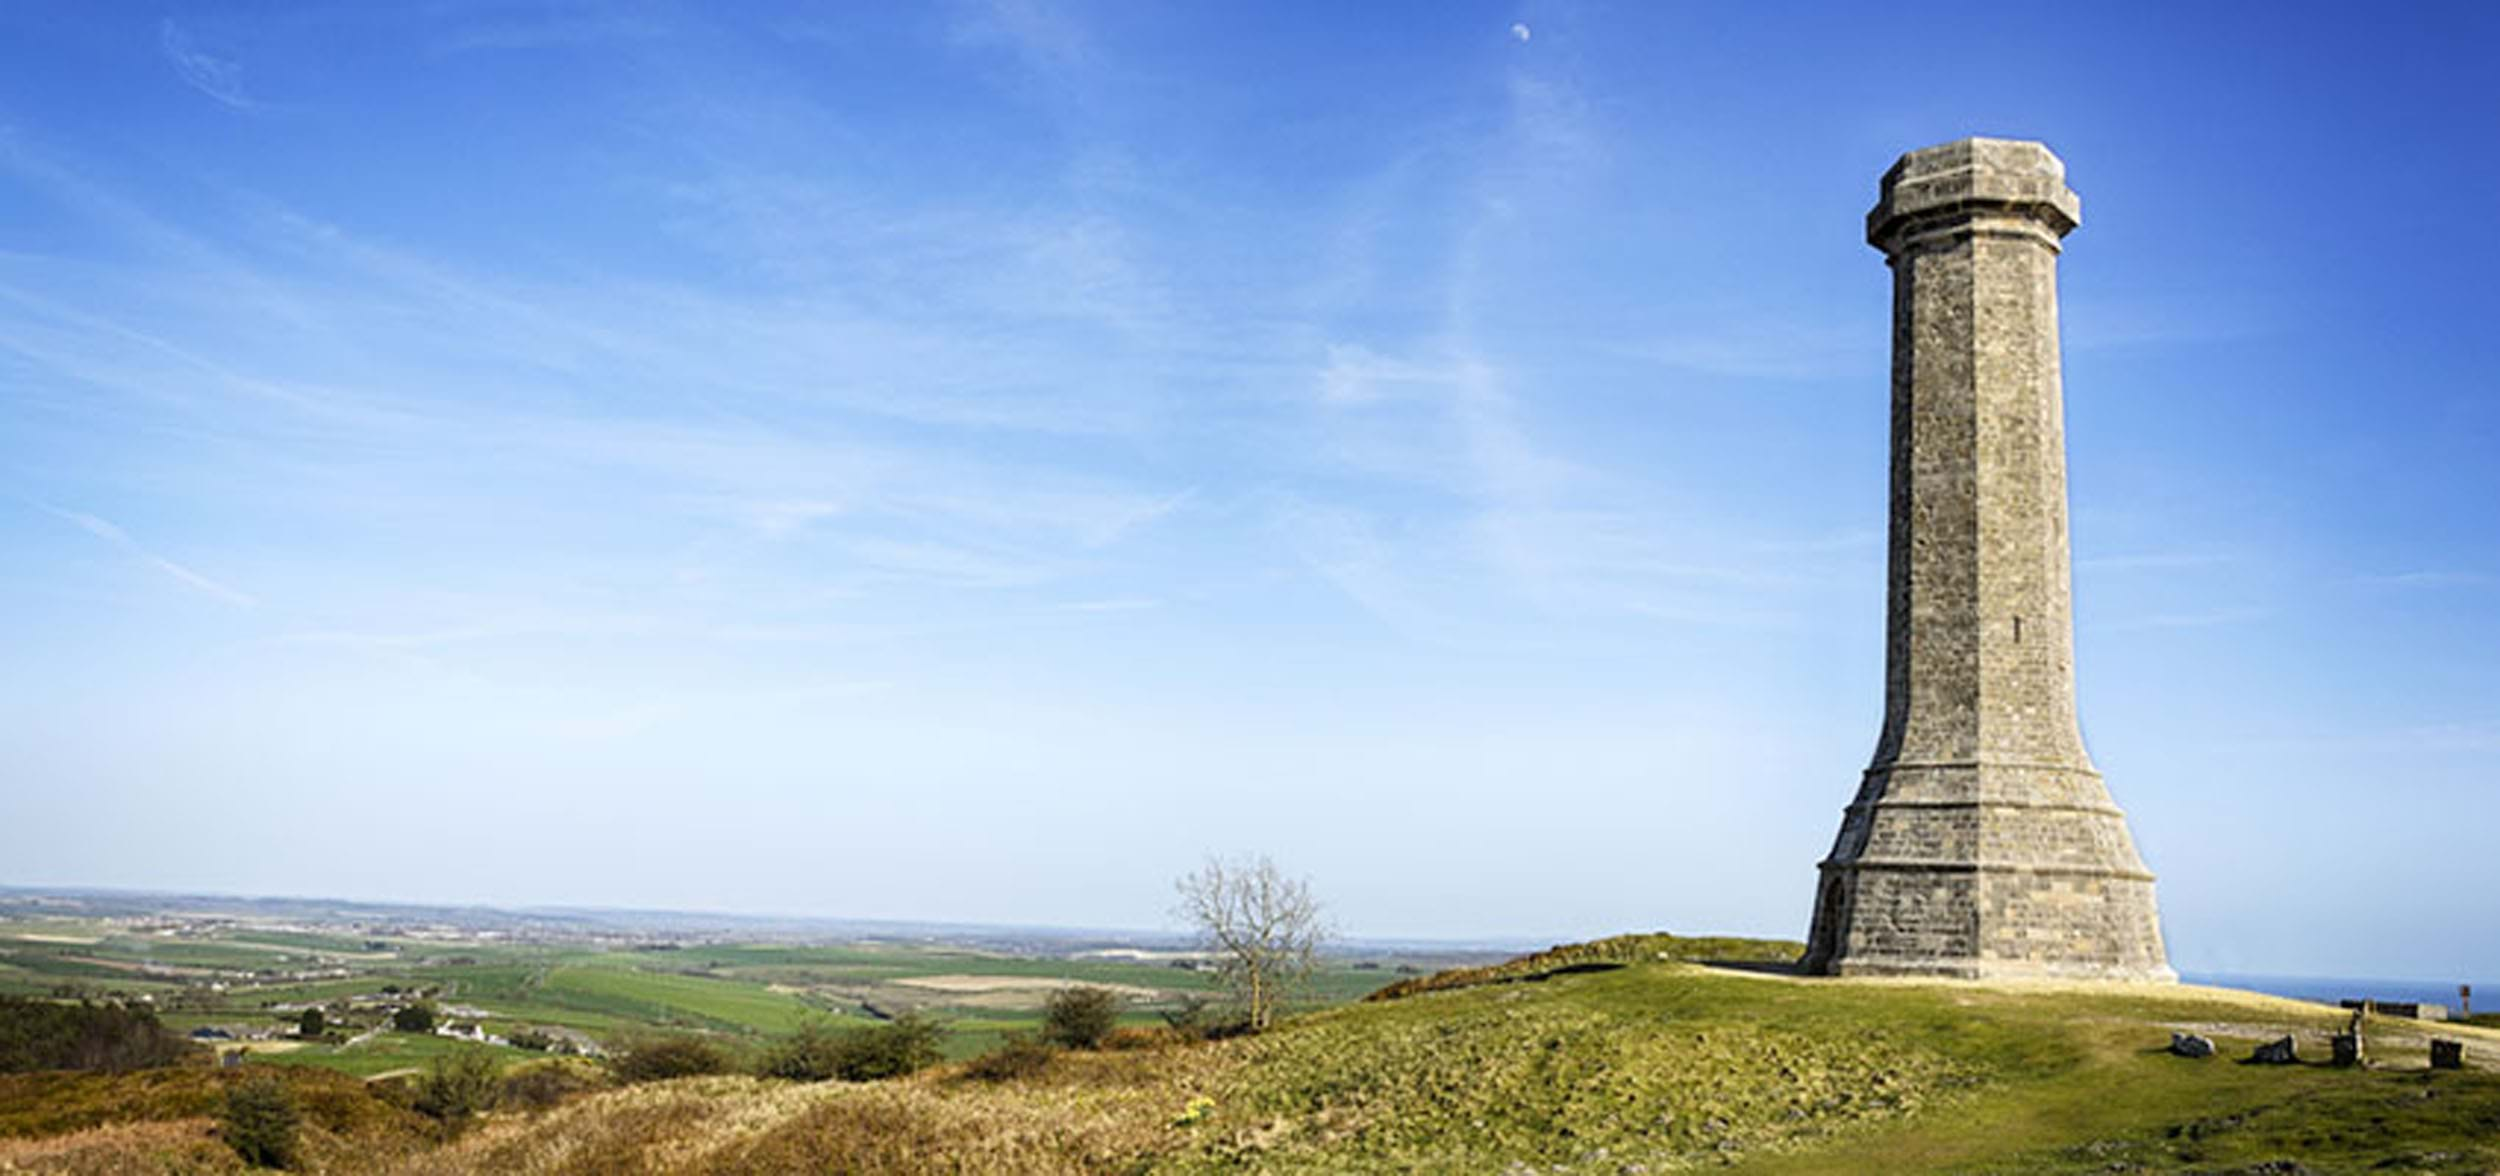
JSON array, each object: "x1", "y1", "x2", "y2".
[{"x1": 1804, "y1": 759, "x2": 2172, "y2": 982}]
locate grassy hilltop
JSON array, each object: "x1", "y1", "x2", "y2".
[{"x1": 7, "y1": 934, "x2": 2499, "y2": 1173}]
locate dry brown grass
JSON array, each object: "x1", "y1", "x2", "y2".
[
  {"x1": 0, "y1": 1065, "x2": 439, "y2": 1174},
  {"x1": 398, "y1": 1042, "x2": 1222, "y2": 1174},
  {"x1": 0, "y1": 1108, "x2": 442, "y2": 1174},
  {"x1": 0, "y1": 1117, "x2": 236, "y2": 1173}
]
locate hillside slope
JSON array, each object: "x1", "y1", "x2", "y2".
[
  {"x1": 13, "y1": 943, "x2": 2497, "y2": 1173},
  {"x1": 407, "y1": 954, "x2": 2500, "y2": 1174}
]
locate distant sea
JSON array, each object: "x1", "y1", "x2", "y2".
[{"x1": 2183, "y1": 972, "x2": 2482, "y2": 1013}]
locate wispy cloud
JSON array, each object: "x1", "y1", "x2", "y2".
[
  {"x1": 1270, "y1": 498, "x2": 1456, "y2": 643},
  {"x1": 0, "y1": 120, "x2": 1218, "y2": 669},
  {"x1": 158, "y1": 20, "x2": 256, "y2": 111},
  {"x1": 843, "y1": 536, "x2": 1057, "y2": 589},
  {"x1": 2359, "y1": 570, "x2": 2493, "y2": 588},
  {"x1": 39, "y1": 505, "x2": 256, "y2": 607},
  {"x1": 1279, "y1": 51, "x2": 1819, "y2": 635},
  {"x1": 1316, "y1": 344, "x2": 1459, "y2": 407}
]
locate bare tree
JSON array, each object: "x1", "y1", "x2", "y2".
[{"x1": 1173, "y1": 855, "x2": 1328, "y2": 1031}]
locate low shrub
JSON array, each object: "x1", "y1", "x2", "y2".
[
  {"x1": 390, "y1": 1002, "x2": 438, "y2": 1033},
  {"x1": 753, "y1": 1014, "x2": 947, "y2": 1084},
  {"x1": 1159, "y1": 994, "x2": 1209, "y2": 1033},
  {"x1": 757, "y1": 1019, "x2": 848, "y2": 1082},
  {"x1": 1102, "y1": 1026, "x2": 1181, "y2": 1051},
  {"x1": 1042, "y1": 986, "x2": 1120, "y2": 1050},
  {"x1": 961, "y1": 1033, "x2": 1054, "y2": 1082},
  {"x1": 220, "y1": 1074, "x2": 302, "y2": 1169},
  {"x1": 0, "y1": 995, "x2": 199, "y2": 1073},
  {"x1": 828, "y1": 1014, "x2": 944, "y2": 1082},
  {"x1": 611, "y1": 1036, "x2": 733, "y2": 1084},
  {"x1": 498, "y1": 1059, "x2": 602, "y2": 1110},
  {"x1": 1157, "y1": 994, "x2": 1249, "y2": 1040},
  {"x1": 413, "y1": 1048, "x2": 499, "y2": 1125}
]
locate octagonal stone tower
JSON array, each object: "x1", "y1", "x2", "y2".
[{"x1": 1800, "y1": 138, "x2": 2174, "y2": 982}]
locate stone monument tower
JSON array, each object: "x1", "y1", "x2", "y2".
[{"x1": 1800, "y1": 138, "x2": 2173, "y2": 981}]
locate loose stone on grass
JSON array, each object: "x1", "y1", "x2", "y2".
[
  {"x1": 2247, "y1": 1037, "x2": 2298, "y2": 1065},
  {"x1": 2169, "y1": 1033, "x2": 2215, "y2": 1058}
]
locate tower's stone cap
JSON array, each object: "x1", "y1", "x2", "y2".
[{"x1": 1868, "y1": 137, "x2": 2080, "y2": 253}]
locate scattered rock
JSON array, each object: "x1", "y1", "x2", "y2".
[
  {"x1": 2430, "y1": 1039, "x2": 2465, "y2": 1070},
  {"x1": 2169, "y1": 1032, "x2": 2215, "y2": 1058},
  {"x1": 2330, "y1": 1033, "x2": 2361, "y2": 1067},
  {"x1": 2247, "y1": 1036, "x2": 2298, "y2": 1065}
]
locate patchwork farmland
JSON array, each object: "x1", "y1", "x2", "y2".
[{"x1": 0, "y1": 897, "x2": 1477, "y2": 1078}]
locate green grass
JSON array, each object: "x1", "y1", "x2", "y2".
[
  {"x1": 224, "y1": 974, "x2": 423, "y2": 1006},
  {"x1": 1170, "y1": 963, "x2": 2500, "y2": 1173},
  {"x1": 222, "y1": 930, "x2": 398, "y2": 955},
  {"x1": 1365, "y1": 930, "x2": 1805, "y2": 1000},
  {"x1": 532, "y1": 963, "x2": 826, "y2": 1034},
  {"x1": 84, "y1": 936, "x2": 307, "y2": 970},
  {"x1": 0, "y1": 946, "x2": 165, "y2": 983}
]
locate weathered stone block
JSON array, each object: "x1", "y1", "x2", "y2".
[{"x1": 2169, "y1": 1032, "x2": 2214, "y2": 1058}]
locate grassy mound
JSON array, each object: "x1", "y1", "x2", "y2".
[{"x1": 1365, "y1": 931, "x2": 1804, "y2": 1001}]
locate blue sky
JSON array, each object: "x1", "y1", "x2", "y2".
[{"x1": 2, "y1": 2, "x2": 2494, "y2": 979}]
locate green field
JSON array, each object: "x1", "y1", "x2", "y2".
[{"x1": 0, "y1": 915, "x2": 1439, "y2": 1074}]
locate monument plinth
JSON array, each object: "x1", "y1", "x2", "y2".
[{"x1": 1801, "y1": 138, "x2": 2174, "y2": 982}]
